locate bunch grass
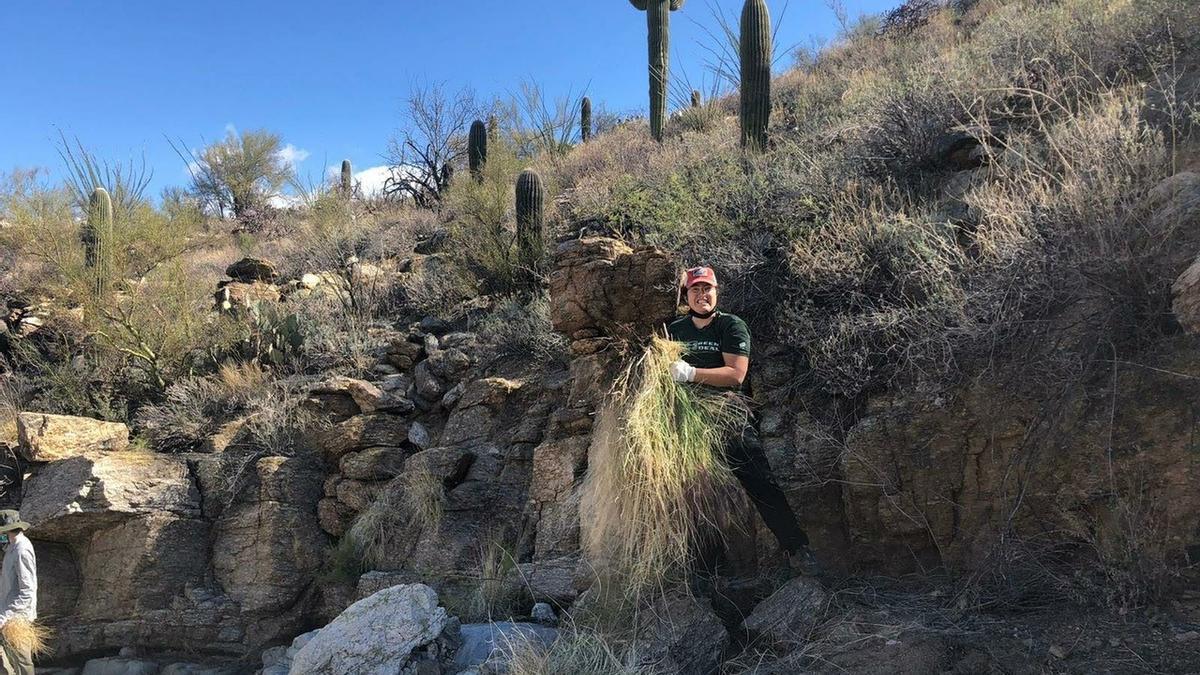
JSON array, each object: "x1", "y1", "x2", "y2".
[
  {"x1": 584, "y1": 336, "x2": 745, "y2": 597},
  {"x1": 1, "y1": 618, "x2": 52, "y2": 657}
]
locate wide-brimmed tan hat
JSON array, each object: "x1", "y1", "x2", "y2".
[{"x1": 0, "y1": 510, "x2": 31, "y2": 534}]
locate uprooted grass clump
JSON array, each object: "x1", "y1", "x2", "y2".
[
  {"x1": 583, "y1": 336, "x2": 746, "y2": 597},
  {"x1": 2, "y1": 618, "x2": 52, "y2": 658}
]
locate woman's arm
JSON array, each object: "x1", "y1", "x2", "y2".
[{"x1": 692, "y1": 353, "x2": 749, "y2": 388}]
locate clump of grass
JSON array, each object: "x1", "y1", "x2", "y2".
[
  {"x1": 344, "y1": 466, "x2": 445, "y2": 570},
  {"x1": 508, "y1": 627, "x2": 645, "y2": 675},
  {"x1": 583, "y1": 336, "x2": 745, "y2": 596},
  {"x1": 469, "y1": 534, "x2": 526, "y2": 621},
  {"x1": 2, "y1": 618, "x2": 52, "y2": 657}
]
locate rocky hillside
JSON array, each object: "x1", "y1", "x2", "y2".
[{"x1": 5, "y1": 0, "x2": 1200, "y2": 673}]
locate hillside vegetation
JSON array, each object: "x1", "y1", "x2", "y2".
[{"x1": 2, "y1": 0, "x2": 1200, "y2": 671}]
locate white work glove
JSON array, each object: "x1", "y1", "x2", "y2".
[{"x1": 669, "y1": 360, "x2": 696, "y2": 383}]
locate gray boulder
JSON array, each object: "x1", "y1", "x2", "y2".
[{"x1": 288, "y1": 584, "x2": 447, "y2": 675}]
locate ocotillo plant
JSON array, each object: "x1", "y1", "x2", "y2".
[
  {"x1": 340, "y1": 159, "x2": 353, "y2": 196},
  {"x1": 630, "y1": 0, "x2": 685, "y2": 142},
  {"x1": 468, "y1": 120, "x2": 488, "y2": 181},
  {"x1": 83, "y1": 187, "x2": 113, "y2": 303},
  {"x1": 515, "y1": 169, "x2": 545, "y2": 273},
  {"x1": 581, "y1": 96, "x2": 593, "y2": 143},
  {"x1": 740, "y1": 0, "x2": 772, "y2": 152},
  {"x1": 691, "y1": 90, "x2": 702, "y2": 108}
]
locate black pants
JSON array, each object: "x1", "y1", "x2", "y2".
[{"x1": 723, "y1": 422, "x2": 809, "y2": 553}]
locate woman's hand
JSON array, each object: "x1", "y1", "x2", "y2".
[{"x1": 669, "y1": 360, "x2": 696, "y2": 383}]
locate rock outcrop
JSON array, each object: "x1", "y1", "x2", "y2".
[{"x1": 16, "y1": 412, "x2": 129, "y2": 462}]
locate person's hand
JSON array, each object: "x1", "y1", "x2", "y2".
[{"x1": 669, "y1": 360, "x2": 695, "y2": 383}]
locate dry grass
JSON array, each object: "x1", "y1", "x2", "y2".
[
  {"x1": 1, "y1": 618, "x2": 52, "y2": 657},
  {"x1": 507, "y1": 627, "x2": 645, "y2": 675},
  {"x1": 582, "y1": 337, "x2": 745, "y2": 597},
  {"x1": 346, "y1": 466, "x2": 445, "y2": 570}
]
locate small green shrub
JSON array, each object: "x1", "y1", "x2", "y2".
[{"x1": 478, "y1": 293, "x2": 569, "y2": 367}]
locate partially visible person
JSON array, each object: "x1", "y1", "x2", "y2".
[
  {"x1": 667, "y1": 266, "x2": 819, "y2": 574},
  {"x1": 0, "y1": 510, "x2": 36, "y2": 675}
]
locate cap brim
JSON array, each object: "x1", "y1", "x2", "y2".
[{"x1": 0, "y1": 522, "x2": 31, "y2": 533}]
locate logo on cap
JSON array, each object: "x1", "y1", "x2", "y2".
[{"x1": 684, "y1": 266, "x2": 718, "y2": 288}]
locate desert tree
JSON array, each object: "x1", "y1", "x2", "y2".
[
  {"x1": 172, "y1": 129, "x2": 293, "y2": 224},
  {"x1": 384, "y1": 82, "x2": 480, "y2": 208}
]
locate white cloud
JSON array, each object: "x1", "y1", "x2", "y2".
[
  {"x1": 353, "y1": 165, "x2": 393, "y2": 197},
  {"x1": 268, "y1": 193, "x2": 305, "y2": 209},
  {"x1": 277, "y1": 144, "x2": 310, "y2": 169}
]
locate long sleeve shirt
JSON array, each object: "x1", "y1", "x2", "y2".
[{"x1": 0, "y1": 533, "x2": 36, "y2": 624}]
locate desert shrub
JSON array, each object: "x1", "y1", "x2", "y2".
[
  {"x1": 666, "y1": 103, "x2": 725, "y2": 137},
  {"x1": 441, "y1": 140, "x2": 530, "y2": 292},
  {"x1": 478, "y1": 293, "x2": 568, "y2": 367},
  {"x1": 780, "y1": 197, "x2": 971, "y2": 396},
  {"x1": 400, "y1": 256, "x2": 479, "y2": 321},
  {"x1": 137, "y1": 362, "x2": 269, "y2": 452}
]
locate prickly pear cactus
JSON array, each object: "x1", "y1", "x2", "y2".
[
  {"x1": 515, "y1": 169, "x2": 545, "y2": 271},
  {"x1": 83, "y1": 187, "x2": 113, "y2": 302},
  {"x1": 469, "y1": 120, "x2": 488, "y2": 180},
  {"x1": 581, "y1": 96, "x2": 593, "y2": 143},
  {"x1": 631, "y1": 0, "x2": 686, "y2": 141},
  {"x1": 740, "y1": 0, "x2": 772, "y2": 152}
]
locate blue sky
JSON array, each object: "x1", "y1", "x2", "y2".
[{"x1": 2, "y1": 0, "x2": 900, "y2": 199}]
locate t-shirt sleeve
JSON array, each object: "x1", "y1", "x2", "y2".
[{"x1": 720, "y1": 317, "x2": 751, "y2": 356}]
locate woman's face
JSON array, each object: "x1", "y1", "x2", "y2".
[{"x1": 687, "y1": 282, "x2": 718, "y2": 315}]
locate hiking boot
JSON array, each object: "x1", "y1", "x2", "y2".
[{"x1": 787, "y1": 546, "x2": 824, "y2": 577}]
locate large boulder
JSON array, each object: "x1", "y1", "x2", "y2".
[
  {"x1": 741, "y1": 577, "x2": 829, "y2": 650},
  {"x1": 22, "y1": 452, "x2": 199, "y2": 542},
  {"x1": 633, "y1": 591, "x2": 729, "y2": 675},
  {"x1": 288, "y1": 584, "x2": 447, "y2": 675},
  {"x1": 549, "y1": 238, "x2": 678, "y2": 352},
  {"x1": 304, "y1": 413, "x2": 408, "y2": 462},
  {"x1": 225, "y1": 257, "x2": 278, "y2": 283},
  {"x1": 16, "y1": 412, "x2": 128, "y2": 462}
]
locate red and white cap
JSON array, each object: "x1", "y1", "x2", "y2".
[{"x1": 683, "y1": 266, "x2": 718, "y2": 288}]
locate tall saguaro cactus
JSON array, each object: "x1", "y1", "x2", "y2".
[
  {"x1": 740, "y1": 0, "x2": 772, "y2": 152},
  {"x1": 515, "y1": 169, "x2": 545, "y2": 271},
  {"x1": 83, "y1": 187, "x2": 113, "y2": 302},
  {"x1": 581, "y1": 96, "x2": 593, "y2": 143},
  {"x1": 630, "y1": 0, "x2": 685, "y2": 142},
  {"x1": 340, "y1": 159, "x2": 353, "y2": 196},
  {"x1": 468, "y1": 120, "x2": 488, "y2": 181}
]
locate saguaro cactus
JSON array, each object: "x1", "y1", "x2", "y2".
[
  {"x1": 340, "y1": 159, "x2": 353, "y2": 196},
  {"x1": 468, "y1": 120, "x2": 488, "y2": 181},
  {"x1": 83, "y1": 187, "x2": 113, "y2": 301},
  {"x1": 691, "y1": 90, "x2": 702, "y2": 108},
  {"x1": 515, "y1": 169, "x2": 545, "y2": 270},
  {"x1": 740, "y1": 0, "x2": 772, "y2": 152},
  {"x1": 630, "y1": 0, "x2": 685, "y2": 142},
  {"x1": 581, "y1": 96, "x2": 593, "y2": 143}
]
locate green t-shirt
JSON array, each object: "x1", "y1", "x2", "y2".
[{"x1": 666, "y1": 312, "x2": 751, "y2": 369}]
